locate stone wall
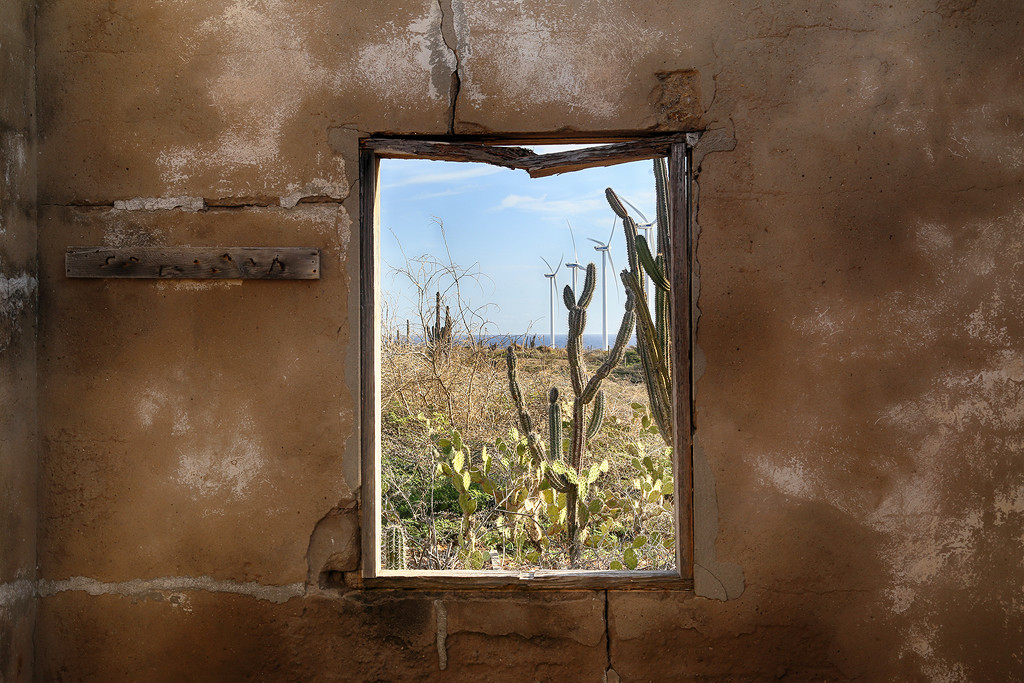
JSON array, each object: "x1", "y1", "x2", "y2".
[
  {"x1": 22, "y1": 0, "x2": 1024, "y2": 679},
  {"x1": 0, "y1": 0, "x2": 38, "y2": 680}
]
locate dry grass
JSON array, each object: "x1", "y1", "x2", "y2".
[{"x1": 379, "y1": 339, "x2": 675, "y2": 571}]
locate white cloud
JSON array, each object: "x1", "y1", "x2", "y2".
[
  {"x1": 496, "y1": 193, "x2": 604, "y2": 216},
  {"x1": 383, "y1": 165, "x2": 502, "y2": 189}
]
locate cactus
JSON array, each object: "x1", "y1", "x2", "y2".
[
  {"x1": 606, "y1": 157, "x2": 674, "y2": 447},
  {"x1": 425, "y1": 290, "x2": 454, "y2": 359},
  {"x1": 506, "y1": 262, "x2": 636, "y2": 567},
  {"x1": 384, "y1": 524, "x2": 408, "y2": 570}
]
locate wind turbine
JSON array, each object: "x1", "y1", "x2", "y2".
[
  {"x1": 540, "y1": 255, "x2": 562, "y2": 347},
  {"x1": 564, "y1": 221, "x2": 585, "y2": 295},
  {"x1": 587, "y1": 221, "x2": 620, "y2": 351},
  {"x1": 616, "y1": 195, "x2": 656, "y2": 296}
]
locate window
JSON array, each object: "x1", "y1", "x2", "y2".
[{"x1": 360, "y1": 134, "x2": 697, "y2": 588}]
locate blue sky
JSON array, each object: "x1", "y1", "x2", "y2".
[{"x1": 379, "y1": 148, "x2": 659, "y2": 344}]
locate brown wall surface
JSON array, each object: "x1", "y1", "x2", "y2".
[
  {"x1": 25, "y1": 0, "x2": 1024, "y2": 680},
  {"x1": 0, "y1": 0, "x2": 38, "y2": 680}
]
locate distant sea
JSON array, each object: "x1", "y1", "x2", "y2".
[
  {"x1": 485, "y1": 333, "x2": 638, "y2": 350},
  {"x1": 524, "y1": 333, "x2": 634, "y2": 350},
  {"x1": 389, "y1": 332, "x2": 637, "y2": 350}
]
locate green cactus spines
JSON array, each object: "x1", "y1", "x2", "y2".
[
  {"x1": 605, "y1": 187, "x2": 629, "y2": 219},
  {"x1": 636, "y1": 235, "x2": 671, "y2": 292},
  {"x1": 505, "y1": 255, "x2": 637, "y2": 566},
  {"x1": 562, "y1": 284, "x2": 575, "y2": 311},
  {"x1": 607, "y1": 190, "x2": 641, "y2": 276},
  {"x1": 607, "y1": 157, "x2": 676, "y2": 446},
  {"x1": 585, "y1": 390, "x2": 605, "y2": 440},
  {"x1": 580, "y1": 289, "x2": 636, "y2": 405},
  {"x1": 506, "y1": 348, "x2": 536, "y2": 438},
  {"x1": 548, "y1": 388, "x2": 562, "y2": 461},
  {"x1": 560, "y1": 262, "x2": 636, "y2": 566},
  {"x1": 384, "y1": 524, "x2": 407, "y2": 570},
  {"x1": 654, "y1": 157, "x2": 672, "y2": 258},
  {"x1": 577, "y1": 263, "x2": 597, "y2": 308},
  {"x1": 566, "y1": 308, "x2": 587, "y2": 396}
]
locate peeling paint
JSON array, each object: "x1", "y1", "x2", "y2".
[
  {"x1": 994, "y1": 484, "x2": 1024, "y2": 525},
  {"x1": 279, "y1": 178, "x2": 348, "y2": 208},
  {"x1": 113, "y1": 196, "x2": 205, "y2": 211},
  {"x1": 0, "y1": 580, "x2": 35, "y2": 608},
  {"x1": 175, "y1": 426, "x2": 267, "y2": 502},
  {"x1": 37, "y1": 576, "x2": 303, "y2": 604},
  {"x1": 457, "y1": 5, "x2": 663, "y2": 119},
  {"x1": 155, "y1": 0, "x2": 341, "y2": 189},
  {"x1": 153, "y1": 280, "x2": 243, "y2": 292},
  {"x1": 139, "y1": 383, "x2": 271, "y2": 504},
  {"x1": 0, "y1": 262, "x2": 38, "y2": 354},
  {"x1": 355, "y1": 4, "x2": 452, "y2": 106}
]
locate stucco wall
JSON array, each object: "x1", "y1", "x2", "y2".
[
  {"x1": 25, "y1": 0, "x2": 1024, "y2": 680},
  {"x1": 0, "y1": 0, "x2": 38, "y2": 680}
]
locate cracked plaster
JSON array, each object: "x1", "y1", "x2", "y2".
[{"x1": 17, "y1": 0, "x2": 1024, "y2": 679}]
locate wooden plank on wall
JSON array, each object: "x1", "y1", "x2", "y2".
[{"x1": 66, "y1": 247, "x2": 321, "y2": 280}]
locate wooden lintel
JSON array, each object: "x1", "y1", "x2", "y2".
[
  {"x1": 66, "y1": 246, "x2": 320, "y2": 280},
  {"x1": 520, "y1": 134, "x2": 695, "y2": 178},
  {"x1": 360, "y1": 139, "x2": 536, "y2": 170},
  {"x1": 362, "y1": 133, "x2": 699, "y2": 177}
]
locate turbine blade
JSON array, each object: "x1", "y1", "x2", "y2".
[
  {"x1": 586, "y1": 237, "x2": 604, "y2": 247},
  {"x1": 606, "y1": 219, "x2": 616, "y2": 247},
  {"x1": 607, "y1": 250, "x2": 621, "y2": 299},
  {"x1": 567, "y1": 220, "x2": 578, "y2": 261},
  {"x1": 541, "y1": 256, "x2": 554, "y2": 273},
  {"x1": 621, "y1": 196, "x2": 650, "y2": 223}
]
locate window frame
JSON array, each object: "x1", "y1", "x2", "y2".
[{"x1": 359, "y1": 133, "x2": 698, "y2": 590}]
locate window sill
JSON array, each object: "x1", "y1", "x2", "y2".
[{"x1": 363, "y1": 569, "x2": 693, "y2": 591}]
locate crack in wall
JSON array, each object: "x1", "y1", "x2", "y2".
[
  {"x1": 603, "y1": 589, "x2": 618, "y2": 682},
  {"x1": 1, "y1": 576, "x2": 304, "y2": 604},
  {"x1": 690, "y1": 126, "x2": 746, "y2": 601},
  {"x1": 437, "y1": 0, "x2": 462, "y2": 134}
]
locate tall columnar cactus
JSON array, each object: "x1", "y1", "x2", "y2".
[
  {"x1": 384, "y1": 524, "x2": 408, "y2": 570},
  {"x1": 605, "y1": 157, "x2": 673, "y2": 447},
  {"x1": 506, "y1": 262, "x2": 636, "y2": 567},
  {"x1": 425, "y1": 290, "x2": 454, "y2": 359}
]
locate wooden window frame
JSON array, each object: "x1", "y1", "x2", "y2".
[{"x1": 359, "y1": 133, "x2": 699, "y2": 590}]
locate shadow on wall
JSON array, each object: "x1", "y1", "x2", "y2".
[{"x1": 691, "y1": 0, "x2": 1024, "y2": 677}]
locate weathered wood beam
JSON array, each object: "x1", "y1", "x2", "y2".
[
  {"x1": 360, "y1": 139, "x2": 537, "y2": 170},
  {"x1": 519, "y1": 135, "x2": 694, "y2": 177},
  {"x1": 65, "y1": 247, "x2": 320, "y2": 279},
  {"x1": 362, "y1": 133, "x2": 700, "y2": 177}
]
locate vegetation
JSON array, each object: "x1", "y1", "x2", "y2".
[
  {"x1": 380, "y1": 160, "x2": 676, "y2": 571},
  {"x1": 606, "y1": 156, "x2": 674, "y2": 446}
]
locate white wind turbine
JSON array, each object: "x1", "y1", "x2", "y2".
[
  {"x1": 540, "y1": 255, "x2": 562, "y2": 347},
  {"x1": 564, "y1": 221, "x2": 585, "y2": 295},
  {"x1": 616, "y1": 195, "x2": 656, "y2": 296},
  {"x1": 587, "y1": 220, "x2": 620, "y2": 351}
]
